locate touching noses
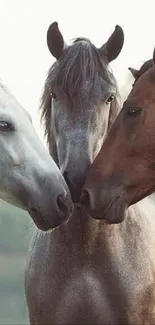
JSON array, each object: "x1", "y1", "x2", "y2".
[
  {"x1": 63, "y1": 170, "x2": 85, "y2": 203},
  {"x1": 80, "y1": 188, "x2": 91, "y2": 208},
  {"x1": 56, "y1": 192, "x2": 72, "y2": 218},
  {"x1": 63, "y1": 154, "x2": 92, "y2": 203}
]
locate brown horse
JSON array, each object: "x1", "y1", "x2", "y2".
[
  {"x1": 81, "y1": 51, "x2": 155, "y2": 323},
  {"x1": 25, "y1": 22, "x2": 125, "y2": 324}
]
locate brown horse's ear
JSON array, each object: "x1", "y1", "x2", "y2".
[
  {"x1": 47, "y1": 22, "x2": 67, "y2": 59},
  {"x1": 99, "y1": 25, "x2": 124, "y2": 62},
  {"x1": 128, "y1": 67, "x2": 139, "y2": 79},
  {"x1": 153, "y1": 48, "x2": 155, "y2": 68}
]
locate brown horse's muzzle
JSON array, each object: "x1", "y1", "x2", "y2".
[{"x1": 80, "y1": 178, "x2": 127, "y2": 224}]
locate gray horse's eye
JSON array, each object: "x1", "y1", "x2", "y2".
[
  {"x1": 106, "y1": 94, "x2": 114, "y2": 104},
  {"x1": 0, "y1": 121, "x2": 13, "y2": 131}
]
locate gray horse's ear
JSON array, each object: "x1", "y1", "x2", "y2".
[
  {"x1": 128, "y1": 67, "x2": 139, "y2": 79},
  {"x1": 99, "y1": 25, "x2": 124, "y2": 62},
  {"x1": 47, "y1": 22, "x2": 67, "y2": 59}
]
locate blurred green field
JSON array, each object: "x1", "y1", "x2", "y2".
[{"x1": 0, "y1": 202, "x2": 31, "y2": 324}]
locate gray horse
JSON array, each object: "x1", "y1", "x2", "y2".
[{"x1": 26, "y1": 22, "x2": 125, "y2": 324}]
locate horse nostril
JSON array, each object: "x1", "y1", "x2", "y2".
[
  {"x1": 57, "y1": 194, "x2": 69, "y2": 216},
  {"x1": 80, "y1": 189, "x2": 90, "y2": 208}
]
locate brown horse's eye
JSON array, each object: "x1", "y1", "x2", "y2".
[
  {"x1": 106, "y1": 94, "x2": 114, "y2": 104},
  {"x1": 127, "y1": 107, "x2": 142, "y2": 117},
  {"x1": 51, "y1": 92, "x2": 57, "y2": 100}
]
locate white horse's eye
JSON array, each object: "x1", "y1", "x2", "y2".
[{"x1": 0, "y1": 121, "x2": 13, "y2": 131}]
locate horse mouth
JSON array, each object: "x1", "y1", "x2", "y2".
[
  {"x1": 102, "y1": 196, "x2": 126, "y2": 224},
  {"x1": 27, "y1": 207, "x2": 69, "y2": 232},
  {"x1": 89, "y1": 196, "x2": 126, "y2": 224}
]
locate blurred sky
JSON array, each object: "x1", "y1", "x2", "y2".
[{"x1": 0, "y1": 0, "x2": 154, "y2": 141}]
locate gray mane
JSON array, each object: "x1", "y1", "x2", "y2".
[{"x1": 40, "y1": 37, "x2": 120, "y2": 146}]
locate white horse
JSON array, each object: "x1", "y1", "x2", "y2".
[{"x1": 0, "y1": 81, "x2": 72, "y2": 231}]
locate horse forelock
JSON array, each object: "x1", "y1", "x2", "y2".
[{"x1": 40, "y1": 38, "x2": 119, "y2": 147}]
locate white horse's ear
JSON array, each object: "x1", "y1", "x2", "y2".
[
  {"x1": 47, "y1": 22, "x2": 68, "y2": 59},
  {"x1": 128, "y1": 67, "x2": 139, "y2": 79},
  {"x1": 99, "y1": 25, "x2": 124, "y2": 62}
]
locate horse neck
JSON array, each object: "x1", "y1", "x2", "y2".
[
  {"x1": 30, "y1": 196, "x2": 155, "y2": 273},
  {"x1": 128, "y1": 196, "x2": 155, "y2": 227},
  {"x1": 54, "y1": 197, "x2": 155, "y2": 248}
]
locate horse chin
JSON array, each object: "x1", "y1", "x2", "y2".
[
  {"x1": 27, "y1": 208, "x2": 71, "y2": 232},
  {"x1": 89, "y1": 197, "x2": 127, "y2": 224}
]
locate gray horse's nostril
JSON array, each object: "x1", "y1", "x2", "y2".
[
  {"x1": 56, "y1": 194, "x2": 70, "y2": 216},
  {"x1": 63, "y1": 171, "x2": 86, "y2": 203},
  {"x1": 80, "y1": 189, "x2": 90, "y2": 208}
]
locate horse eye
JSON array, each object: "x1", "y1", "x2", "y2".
[
  {"x1": 127, "y1": 107, "x2": 142, "y2": 117},
  {"x1": 0, "y1": 121, "x2": 13, "y2": 131},
  {"x1": 51, "y1": 92, "x2": 57, "y2": 100},
  {"x1": 106, "y1": 94, "x2": 114, "y2": 104}
]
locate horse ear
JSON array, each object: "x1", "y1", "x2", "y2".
[
  {"x1": 99, "y1": 25, "x2": 124, "y2": 62},
  {"x1": 128, "y1": 67, "x2": 139, "y2": 79},
  {"x1": 47, "y1": 22, "x2": 67, "y2": 59},
  {"x1": 153, "y1": 48, "x2": 155, "y2": 68}
]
